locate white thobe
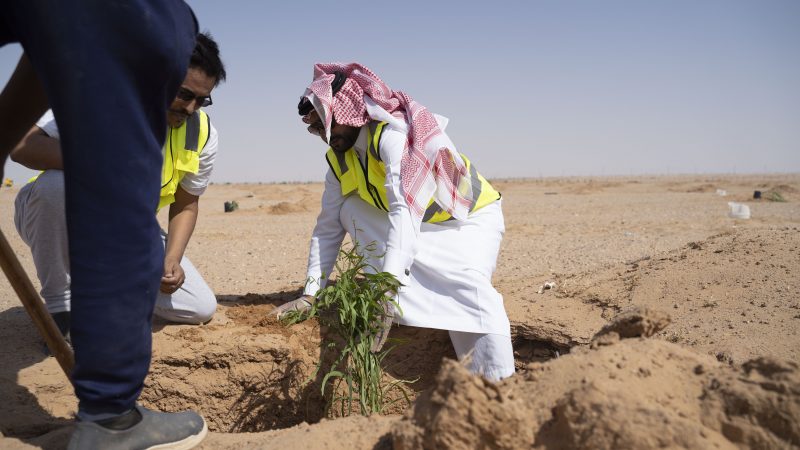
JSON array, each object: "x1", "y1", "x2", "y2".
[{"x1": 303, "y1": 121, "x2": 511, "y2": 337}]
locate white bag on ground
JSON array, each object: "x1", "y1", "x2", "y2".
[{"x1": 728, "y1": 202, "x2": 751, "y2": 219}]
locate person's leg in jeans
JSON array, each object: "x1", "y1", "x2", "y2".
[
  {"x1": 1, "y1": 1, "x2": 206, "y2": 446},
  {"x1": 17, "y1": 1, "x2": 196, "y2": 417}
]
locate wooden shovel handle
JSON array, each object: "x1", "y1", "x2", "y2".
[{"x1": 0, "y1": 226, "x2": 74, "y2": 379}]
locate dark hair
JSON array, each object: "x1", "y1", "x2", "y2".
[{"x1": 190, "y1": 32, "x2": 226, "y2": 86}]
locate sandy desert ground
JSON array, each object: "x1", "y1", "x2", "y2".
[{"x1": 0, "y1": 173, "x2": 798, "y2": 449}]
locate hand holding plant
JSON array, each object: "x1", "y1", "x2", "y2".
[
  {"x1": 273, "y1": 294, "x2": 315, "y2": 319},
  {"x1": 370, "y1": 299, "x2": 395, "y2": 353}
]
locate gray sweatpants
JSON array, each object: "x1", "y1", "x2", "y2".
[{"x1": 13, "y1": 170, "x2": 217, "y2": 324}]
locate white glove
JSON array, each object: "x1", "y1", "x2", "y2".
[
  {"x1": 273, "y1": 295, "x2": 315, "y2": 319},
  {"x1": 370, "y1": 301, "x2": 395, "y2": 353}
]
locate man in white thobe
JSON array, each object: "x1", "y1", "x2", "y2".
[{"x1": 274, "y1": 63, "x2": 515, "y2": 381}]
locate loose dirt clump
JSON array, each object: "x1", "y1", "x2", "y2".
[
  {"x1": 392, "y1": 359, "x2": 533, "y2": 450},
  {"x1": 540, "y1": 381, "x2": 719, "y2": 449},
  {"x1": 700, "y1": 357, "x2": 800, "y2": 448},
  {"x1": 593, "y1": 305, "x2": 671, "y2": 340}
]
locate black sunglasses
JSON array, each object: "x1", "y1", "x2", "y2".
[{"x1": 176, "y1": 87, "x2": 212, "y2": 107}]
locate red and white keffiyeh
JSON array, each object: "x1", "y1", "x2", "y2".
[{"x1": 302, "y1": 62, "x2": 474, "y2": 221}]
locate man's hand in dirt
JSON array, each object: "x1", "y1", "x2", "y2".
[
  {"x1": 273, "y1": 295, "x2": 315, "y2": 319},
  {"x1": 370, "y1": 301, "x2": 395, "y2": 353},
  {"x1": 160, "y1": 259, "x2": 185, "y2": 294}
]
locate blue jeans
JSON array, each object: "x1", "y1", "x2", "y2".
[{"x1": 1, "y1": 0, "x2": 197, "y2": 415}]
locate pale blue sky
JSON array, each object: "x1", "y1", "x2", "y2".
[{"x1": 2, "y1": 0, "x2": 799, "y2": 183}]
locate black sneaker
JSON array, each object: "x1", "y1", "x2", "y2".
[{"x1": 67, "y1": 404, "x2": 207, "y2": 450}]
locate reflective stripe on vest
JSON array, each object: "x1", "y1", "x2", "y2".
[
  {"x1": 26, "y1": 111, "x2": 210, "y2": 211},
  {"x1": 325, "y1": 121, "x2": 500, "y2": 223},
  {"x1": 158, "y1": 110, "x2": 210, "y2": 211}
]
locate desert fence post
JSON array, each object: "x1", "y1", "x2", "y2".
[{"x1": 0, "y1": 225, "x2": 74, "y2": 379}]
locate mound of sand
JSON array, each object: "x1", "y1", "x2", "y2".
[
  {"x1": 684, "y1": 183, "x2": 718, "y2": 193},
  {"x1": 393, "y1": 308, "x2": 800, "y2": 449},
  {"x1": 267, "y1": 202, "x2": 307, "y2": 214},
  {"x1": 757, "y1": 183, "x2": 798, "y2": 195},
  {"x1": 392, "y1": 359, "x2": 532, "y2": 450},
  {"x1": 553, "y1": 227, "x2": 800, "y2": 364}
]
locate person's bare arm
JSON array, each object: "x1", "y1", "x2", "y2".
[
  {"x1": 9, "y1": 126, "x2": 63, "y2": 170},
  {"x1": 160, "y1": 186, "x2": 200, "y2": 294},
  {"x1": 0, "y1": 54, "x2": 49, "y2": 180}
]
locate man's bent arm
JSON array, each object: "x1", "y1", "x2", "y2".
[
  {"x1": 0, "y1": 54, "x2": 49, "y2": 180},
  {"x1": 304, "y1": 169, "x2": 347, "y2": 296},
  {"x1": 10, "y1": 126, "x2": 64, "y2": 170},
  {"x1": 165, "y1": 186, "x2": 200, "y2": 265}
]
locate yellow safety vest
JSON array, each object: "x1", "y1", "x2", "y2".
[
  {"x1": 28, "y1": 110, "x2": 210, "y2": 212},
  {"x1": 325, "y1": 121, "x2": 500, "y2": 223},
  {"x1": 158, "y1": 110, "x2": 210, "y2": 211}
]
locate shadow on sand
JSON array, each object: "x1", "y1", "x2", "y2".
[{"x1": 0, "y1": 305, "x2": 73, "y2": 448}]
